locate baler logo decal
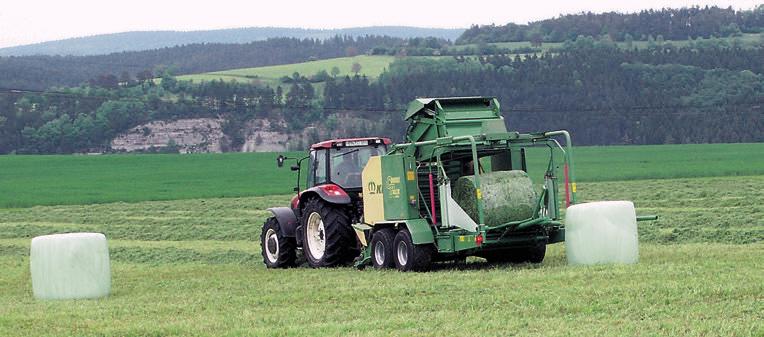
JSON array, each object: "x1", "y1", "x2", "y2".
[
  {"x1": 386, "y1": 176, "x2": 401, "y2": 198},
  {"x1": 367, "y1": 181, "x2": 382, "y2": 195}
]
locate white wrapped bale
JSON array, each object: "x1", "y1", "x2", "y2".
[
  {"x1": 30, "y1": 233, "x2": 111, "y2": 300},
  {"x1": 565, "y1": 201, "x2": 639, "y2": 265}
]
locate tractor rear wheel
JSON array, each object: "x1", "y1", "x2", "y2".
[
  {"x1": 393, "y1": 229, "x2": 433, "y2": 272},
  {"x1": 260, "y1": 217, "x2": 296, "y2": 268},
  {"x1": 370, "y1": 228, "x2": 395, "y2": 269},
  {"x1": 301, "y1": 198, "x2": 357, "y2": 267}
]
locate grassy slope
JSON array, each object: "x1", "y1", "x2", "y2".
[
  {"x1": 177, "y1": 55, "x2": 396, "y2": 86},
  {"x1": 0, "y1": 176, "x2": 761, "y2": 336},
  {"x1": 1, "y1": 143, "x2": 762, "y2": 208}
]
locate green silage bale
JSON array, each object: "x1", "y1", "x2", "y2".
[{"x1": 453, "y1": 170, "x2": 536, "y2": 227}]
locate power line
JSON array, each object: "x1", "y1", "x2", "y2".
[{"x1": 0, "y1": 86, "x2": 762, "y2": 118}]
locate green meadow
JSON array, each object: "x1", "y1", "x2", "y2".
[
  {"x1": 1, "y1": 143, "x2": 761, "y2": 208},
  {"x1": 0, "y1": 142, "x2": 762, "y2": 336},
  {"x1": 0, "y1": 174, "x2": 761, "y2": 336}
]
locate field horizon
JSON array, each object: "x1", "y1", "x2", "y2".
[{"x1": 1, "y1": 142, "x2": 761, "y2": 208}]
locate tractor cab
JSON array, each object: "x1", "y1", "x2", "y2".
[
  {"x1": 277, "y1": 137, "x2": 391, "y2": 209},
  {"x1": 266, "y1": 137, "x2": 391, "y2": 269},
  {"x1": 307, "y1": 138, "x2": 391, "y2": 192}
]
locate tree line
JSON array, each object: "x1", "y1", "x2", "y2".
[
  {"x1": 325, "y1": 42, "x2": 764, "y2": 145},
  {"x1": 457, "y1": 5, "x2": 764, "y2": 44}
]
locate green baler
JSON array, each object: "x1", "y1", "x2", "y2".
[{"x1": 355, "y1": 97, "x2": 577, "y2": 271}]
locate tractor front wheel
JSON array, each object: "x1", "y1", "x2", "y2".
[
  {"x1": 393, "y1": 229, "x2": 433, "y2": 272},
  {"x1": 301, "y1": 198, "x2": 357, "y2": 267},
  {"x1": 260, "y1": 217, "x2": 296, "y2": 268}
]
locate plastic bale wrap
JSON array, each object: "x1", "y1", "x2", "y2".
[
  {"x1": 565, "y1": 201, "x2": 639, "y2": 265},
  {"x1": 453, "y1": 170, "x2": 536, "y2": 227},
  {"x1": 30, "y1": 233, "x2": 111, "y2": 300}
]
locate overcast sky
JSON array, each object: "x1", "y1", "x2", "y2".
[{"x1": 0, "y1": 0, "x2": 761, "y2": 48}]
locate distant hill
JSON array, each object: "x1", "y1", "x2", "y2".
[
  {"x1": 457, "y1": 5, "x2": 764, "y2": 44},
  {"x1": 0, "y1": 26, "x2": 465, "y2": 56},
  {"x1": 0, "y1": 36, "x2": 408, "y2": 90}
]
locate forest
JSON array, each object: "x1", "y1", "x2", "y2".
[
  {"x1": 457, "y1": 5, "x2": 764, "y2": 44},
  {"x1": 2, "y1": 38, "x2": 763, "y2": 154}
]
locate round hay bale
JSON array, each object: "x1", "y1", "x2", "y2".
[
  {"x1": 565, "y1": 201, "x2": 639, "y2": 265},
  {"x1": 30, "y1": 233, "x2": 111, "y2": 300},
  {"x1": 452, "y1": 170, "x2": 536, "y2": 227}
]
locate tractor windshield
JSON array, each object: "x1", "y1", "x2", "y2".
[{"x1": 330, "y1": 146, "x2": 384, "y2": 189}]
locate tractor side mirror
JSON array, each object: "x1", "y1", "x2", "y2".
[
  {"x1": 277, "y1": 155, "x2": 285, "y2": 167},
  {"x1": 290, "y1": 165, "x2": 300, "y2": 171}
]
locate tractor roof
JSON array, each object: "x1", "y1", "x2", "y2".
[{"x1": 310, "y1": 137, "x2": 392, "y2": 150}]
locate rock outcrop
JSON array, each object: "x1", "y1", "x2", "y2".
[
  {"x1": 111, "y1": 118, "x2": 225, "y2": 153},
  {"x1": 111, "y1": 114, "x2": 386, "y2": 153}
]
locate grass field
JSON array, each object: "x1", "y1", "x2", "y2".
[
  {"x1": 1, "y1": 143, "x2": 762, "y2": 208},
  {"x1": 177, "y1": 55, "x2": 396, "y2": 86},
  {"x1": 0, "y1": 174, "x2": 761, "y2": 336}
]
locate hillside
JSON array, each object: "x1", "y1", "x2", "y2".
[
  {"x1": 179, "y1": 34, "x2": 764, "y2": 87},
  {"x1": 0, "y1": 36, "x2": 407, "y2": 90},
  {"x1": 4, "y1": 39, "x2": 764, "y2": 155},
  {"x1": 0, "y1": 26, "x2": 464, "y2": 57},
  {"x1": 2, "y1": 5, "x2": 764, "y2": 154},
  {"x1": 457, "y1": 5, "x2": 764, "y2": 44}
]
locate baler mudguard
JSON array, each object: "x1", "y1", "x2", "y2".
[{"x1": 403, "y1": 219, "x2": 435, "y2": 244}]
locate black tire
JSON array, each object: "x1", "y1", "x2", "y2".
[
  {"x1": 393, "y1": 229, "x2": 433, "y2": 272},
  {"x1": 483, "y1": 244, "x2": 546, "y2": 264},
  {"x1": 261, "y1": 217, "x2": 296, "y2": 268},
  {"x1": 525, "y1": 242, "x2": 546, "y2": 263},
  {"x1": 301, "y1": 198, "x2": 358, "y2": 267},
  {"x1": 482, "y1": 249, "x2": 524, "y2": 264},
  {"x1": 370, "y1": 228, "x2": 395, "y2": 269}
]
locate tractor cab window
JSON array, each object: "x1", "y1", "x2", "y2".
[
  {"x1": 309, "y1": 149, "x2": 328, "y2": 186},
  {"x1": 331, "y1": 146, "x2": 384, "y2": 189}
]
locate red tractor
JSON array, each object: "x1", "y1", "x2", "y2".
[{"x1": 261, "y1": 137, "x2": 391, "y2": 268}]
